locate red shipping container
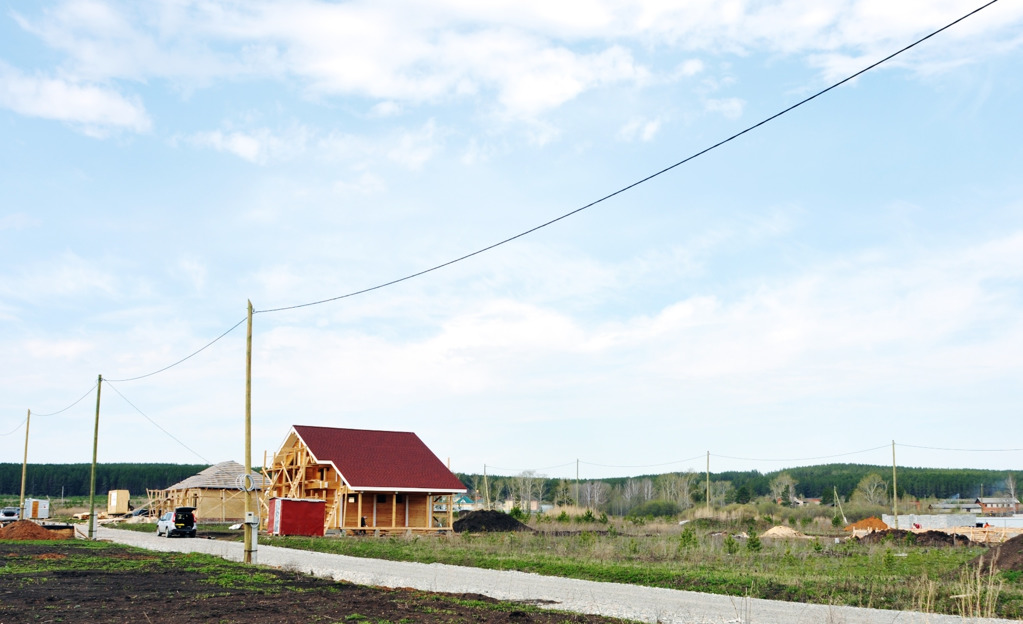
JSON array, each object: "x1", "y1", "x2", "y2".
[{"x1": 268, "y1": 498, "x2": 325, "y2": 537}]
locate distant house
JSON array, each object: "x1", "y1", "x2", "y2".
[
  {"x1": 976, "y1": 497, "x2": 1021, "y2": 516},
  {"x1": 148, "y1": 460, "x2": 266, "y2": 521},
  {"x1": 262, "y1": 425, "x2": 466, "y2": 535}
]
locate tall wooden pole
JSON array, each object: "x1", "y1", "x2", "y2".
[
  {"x1": 706, "y1": 451, "x2": 711, "y2": 512},
  {"x1": 482, "y1": 465, "x2": 490, "y2": 510},
  {"x1": 19, "y1": 409, "x2": 30, "y2": 518},
  {"x1": 88, "y1": 375, "x2": 103, "y2": 539},
  {"x1": 244, "y1": 301, "x2": 256, "y2": 563},
  {"x1": 891, "y1": 440, "x2": 899, "y2": 530}
]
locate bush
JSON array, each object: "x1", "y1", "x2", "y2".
[
  {"x1": 746, "y1": 530, "x2": 762, "y2": 553},
  {"x1": 627, "y1": 500, "x2": 681, "y2": 519},
  {"x1": 576, "y1": 509, "x2": 597, "y2": 523},
  {"x1": 724, "y1": 534, "x2": 740, "y2": 554},
  {"x1": 509, "y1": 506, "x2": 526, "y2": 521},
  {"x1": 555, "y1": 510, "x2": 570, "y2": 524}
]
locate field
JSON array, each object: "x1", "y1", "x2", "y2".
[
  {"x1": 0, "y1": 539, "x2": 623, "y2": 624},
  {"x1": 12, "y1": 508, "x2": 1023, "y2": 620}
]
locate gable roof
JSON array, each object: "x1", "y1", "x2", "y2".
[
  {"x1": 290, "y1": 425, "x2": 465, "y2": 493},
  {"x1": 165, "y1": 460, "x2": 267, "y2": 491}
]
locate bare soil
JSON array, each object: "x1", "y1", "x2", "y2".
[
  {"x1": 972, "y1": 534, "x2": 1023, "y2": 572},
  {"x1": 0, "y1": 539, "x2": 625, "y2": 624},
  {"x1": 453, "y1": 510, "x2": 532, "y2": 533},
  {"x1": 855, "y1": 529, "x2": 972, "y2": 547}
]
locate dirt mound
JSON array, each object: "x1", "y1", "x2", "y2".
[
  {"x1": 453, "y1": 510, "x2": 532, "y2": 533},
  {"x1": 857, "y1": 529, "x2": 970, "y2": 547},
  {"x1": 761, "y1": 525, "x2": 809, "y2": 539},
  {"x1": 0, "y1": 521, "x2": 71, "y2": 541},
  {"x1": 971, "y1": 534, "x2": 1023, "y2": 572},
  {"x1": 844, "y1": 517, "x2": 888, "y2": 532}
]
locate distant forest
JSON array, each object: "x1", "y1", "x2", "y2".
[
  {"x1": 2, "y1": 462, "x2": 1017, "y2": 504},
  {"x1": 457, "y1": 463, "x2": 1021, "y2": 510},
  {"x1": 0, "y1": 463, "x2": 208, "y2": 497}
]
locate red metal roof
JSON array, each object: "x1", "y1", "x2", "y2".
[{"x1": 291, "y1": 425, "x2": 465, "y2": 492}]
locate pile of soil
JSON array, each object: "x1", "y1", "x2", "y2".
[
  {"x1": 761, "y1": 525, "x2": 809, "y2": 539},
  {"x1": 857, "y1": 529, "x2": 971, "y2": 546},
  {"x1": 844, "y1": 517, "x2": 888, "y2": 532},
  {"x1": 453, "y1": 510, "x2": 532, "y2": 533},
  {"x1": 970, "y1": 534, "x2": 1023, "y2": 572},
  {"x1": 0, "y1": 520, "x2": 71, "y2": 540}
]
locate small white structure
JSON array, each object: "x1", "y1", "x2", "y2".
[{"x1": 23, "y1": 498, "x2": 49, "y2": 519}]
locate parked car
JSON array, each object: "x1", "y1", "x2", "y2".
[
  {"x1": 156, "y1": 507, "x2": 197, "y2": 537},
  {"x1": 0, "y1": 507, "x2": 19, "y2": 523}
]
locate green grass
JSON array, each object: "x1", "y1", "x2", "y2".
[{"x1": 254, "y1": 524, "x2": 1023, "y2": 618}]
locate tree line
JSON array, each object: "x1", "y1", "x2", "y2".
[
  {"x1": 0, "y1": 463, "x2": 209, "y2": 497},
  {"x1": 456, "y1": 463, "x2": 1020, "y2": 517}
]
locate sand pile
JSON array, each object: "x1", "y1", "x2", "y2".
[
  {"x1": 0, "y1": 520, "x2": 71, "y2": 540},
  {"x1": 844, "y1": 517, "x2": 888, "y2": 532},
  {"x1": 761, "y1": 525, "x2": 809, "y2": 539},
  {"x1": 452, "y1": 510, "x2": 531, "y2": 533}
]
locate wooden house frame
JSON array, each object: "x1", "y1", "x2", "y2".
[
  {"x1": 147, "y1": 460, "x2": 266, "y2": 521},
  {"x1": 262, "y1": 425, "x2": 466, "y2": 535}
]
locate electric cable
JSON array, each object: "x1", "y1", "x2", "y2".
[
  {"x1": 899, "y1": 443, "x2": 1023, "y2": 453},
  {"x1": 712, "y1": 445, "x2": 889, "y2": 463},
  {"x1": 106, "y1": 316, "x2": 247, "y2": 383},
  {"x1": 581, "y1": 454, "x2": 706, "y2": 470},
  {"x1": 254, "y1": 0, "x2": 1000, "y2": 316},
  {"x1": 30, "y1": 383, "x2": 99, "y2": 417},
  {"x1": 105, "y1": 381, "x2": 211, "y2": 464},
  {"x1": 0, "y1": 419, "x2": 25, "y2": 437}
]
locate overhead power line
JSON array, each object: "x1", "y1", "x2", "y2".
[
  {"x1": 107, "y1": 316, "x2": 247, "y2": 383},
  {"x1": 105, "y1": 381, "x2": 211, "y2": 464},
  {"x1": 30, "y1": 383, "x2": 99, "y2": 417},
  {"x1": 255, "y1": 0, "x2": 1000, "y2": 316}
]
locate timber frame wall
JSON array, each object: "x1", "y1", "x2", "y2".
[
  {"x1": 146, "y1": 487, "x2": 253, "y2": 522},
  {"x1": 262, "y1": 442, "x2": 454, "y2": 535}
]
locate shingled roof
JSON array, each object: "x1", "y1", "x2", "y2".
[
  {"x1": 290, "y1": 425, "x2": 465, "y2": 492},
  {"x1": 165, "y1": 460, "x2": 267, "y2": 491}
]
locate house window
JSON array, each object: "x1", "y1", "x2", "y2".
[
  {"x1": 396, "y1": 495, "x2": 405, "y2": 504},
  {"x1": 377, "y1": 494, "x2": 387, "y2": 504},
  {"x1": 348, "y1": 496, "x2": 356, "y2": 504}
]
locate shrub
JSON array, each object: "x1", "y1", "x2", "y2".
[
  {"x1": 555, "y1": 510, "x2": 570, "y2": 524},
  {"x1": 628, "y1": 500, "x2": 681, "y2": 519},
  {"x1": 724, "y1": 534, "x2": 740, "y2": 554},
  {"x1": 746, "y1": 530, "x2": 762, "y2": 553},
  {"x1": 509, "y1": 506, "x2": 526, "y2": 521},
  {"x1": 678, "y1": 526, "x2": 698, "y2": 550}
]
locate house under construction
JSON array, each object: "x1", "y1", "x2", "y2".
[{"x1": 262, "y1": 425, "x2": 466, "y2": 535}]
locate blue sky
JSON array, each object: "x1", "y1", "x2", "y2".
[{"x1": 1, "y1": 0, "x2": 1021, "y2": 480}]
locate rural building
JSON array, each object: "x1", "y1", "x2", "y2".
[
  {"x1": 976, "y1": 497, "x2": 1021, "y2": 516},
  {"x1": 262, "y1": 425, "x2": 466, "y2": 535},
  {"x1": 148, "y1": 460, "x2": 266, "y2": 521}
]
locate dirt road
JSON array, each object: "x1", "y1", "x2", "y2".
[{"x1": 97, "y1": 527, "x2": 1014, "y2": 624}]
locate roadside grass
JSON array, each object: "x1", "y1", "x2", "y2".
[{"x1": 254, "y1": 523, "x2": 1023, "y2": 618}]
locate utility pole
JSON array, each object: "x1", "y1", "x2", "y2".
[
  {"x1": 575, "y1": 459, "x2": 579, "y2": 509},
  {"x1": 482, "y1": 465, "x2": 490, "y2": 509},
  {"x1": 88, "y1": 375, "x2": 103, "y2": 539},
  {"x1": 891, "y1": 440, "x2": 898, "y2": 530},
  {"x1": 706, "y1": 451, "x2": 711, "y2": 512},
  {"x1": 244, "y1": 300, "x2": 256, "y2": 564},
  {"x1": 19, "y1": 409, "x2": 30, "y2": 519}
]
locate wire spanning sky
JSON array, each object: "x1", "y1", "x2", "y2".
[{"x1": 1, "y1": 1, "x2": 1022, "y2": 478}]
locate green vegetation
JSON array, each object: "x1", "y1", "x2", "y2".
[
  {"x1": 0, "y1": 462, "x2": 207, "y2": 497},
  {"x1": 253, "y1": 518, "x2": 1023, "y2": 618}
]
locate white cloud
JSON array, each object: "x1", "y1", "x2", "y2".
[
  {"x1": 618, "y1": 116, "x2": 662, "y2": 142},
  {"x1": 0, "y1": 252, "x2": 119, "y2": 301},
  {"x1": 704, "y1": 97, "x2": 745, "y2": 119},
  {"x1": 187, "y1": 125, "x2": 310, "y2": 164},
  {"x1": 387, "y1": 120, "x2": 443, "y2": 170},
  {"x1": 0, "y1": 61, "x2": 150, "y2": 135}
]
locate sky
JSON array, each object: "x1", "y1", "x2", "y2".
[{"x1": 1, "y1": 0, "x2": 1022, "y2": 482}]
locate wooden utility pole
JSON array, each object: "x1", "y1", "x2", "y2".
[
  {"x1": 575, "y1": 459, "x2": 579, "y2": 508},
  {"x1": 482, "y1": 465, "x2": 490, "y2": 510},
  {"x1": 19, "y1": 409, "x2": 30, "y2": 519},
  {"x1": 891, "y1": 440, "x2": 899, "y2": 530},
  {"x1": 88, "y1": 375, "x2": 102, "y2": 539},
  {"x1": 705, "y1": 451, "x2": 711, "y2": 512},
  {"x1": 244, "y1": 300, "x2": 256, "y2": 563}
]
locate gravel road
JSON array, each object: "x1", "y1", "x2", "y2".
[{"x1": 96, "y1": 527, "x2": 1014, "y2": 624}]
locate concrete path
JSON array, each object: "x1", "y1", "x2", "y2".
[{"x1": 96, "y1": 527, "x2": 1013, "y2": 624}]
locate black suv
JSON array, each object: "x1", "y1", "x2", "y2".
[{"x1": 156, "y1": 507, "x2": 197, "y2": 537}]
